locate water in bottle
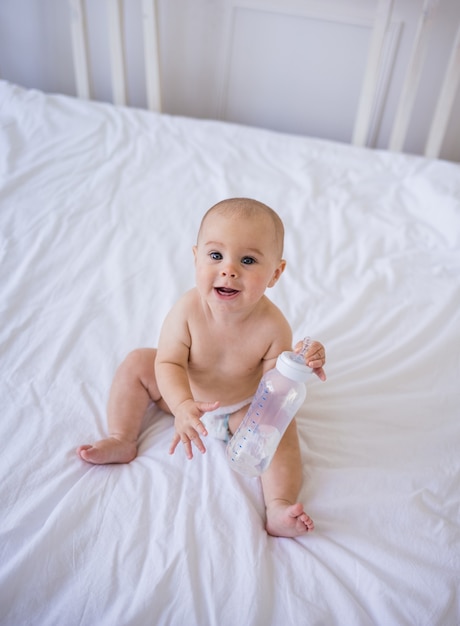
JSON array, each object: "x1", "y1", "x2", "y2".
[{"x1": 226, "y1": 337, "x2": 312, "y2": 477}]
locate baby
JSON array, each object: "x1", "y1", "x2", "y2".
[{"x1": 77, "y1": 198, "x2": 326, "y2": 537}]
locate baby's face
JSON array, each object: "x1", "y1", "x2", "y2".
[{"x1": 193, "y1": 212, "x2": 285, "y2": 310}]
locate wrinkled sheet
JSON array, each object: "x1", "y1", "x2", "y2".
[{"x1": 1, "y1": 81, "x2": 459, "y2": 626}]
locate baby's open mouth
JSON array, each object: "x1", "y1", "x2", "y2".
[{"x1": 215, "y1": 287, "x2": 239, "y2": 297}]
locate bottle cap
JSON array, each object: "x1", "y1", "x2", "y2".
[{"x1": 276, "y1": 351, "x2": 311, "y2": 382}]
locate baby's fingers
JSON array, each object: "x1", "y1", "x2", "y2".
[
  {"x1": 189, "y1": 433, "x2": 206, "y2": 456},
  {"x1": 311, "y1": 365, "x2": 327, "y2": 382},
  {"x1": 170, "y1": 431, "x2": 207, "y2": 459},
  {"x1": 305, "y1": 342, "x2": 325, "y2": 364},
  {"x1": 296, "y1": 340, "x2": 326, "y2": 381},
  {"x1": 181, "y1": 433, "x2": 206, "y2": 459},
  {"x1": 169, "y1": 432, "x2": 181, "y2": 455},
  {"x1": 169, "y1": 432, "x2": 195, "y2": 459}
]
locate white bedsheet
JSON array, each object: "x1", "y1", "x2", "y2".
[{"x1": 1, "y1": 81, "x2": 459, "y2": 626}]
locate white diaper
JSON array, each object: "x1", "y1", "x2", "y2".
[{"x1": 201, "y1": 397, "x2": 253, "y2": 442}]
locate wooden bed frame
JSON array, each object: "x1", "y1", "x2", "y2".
[{"x1": 68, "y1": 0, "x2": 460, "y2": 159}]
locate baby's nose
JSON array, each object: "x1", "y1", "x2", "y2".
[{"x1": 221, "y1": 265, "x2": 237, "y2": 278}]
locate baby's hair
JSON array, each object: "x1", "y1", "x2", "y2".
[{"x1": 198, "y1": 198, "x2": 285, "y2": 258}]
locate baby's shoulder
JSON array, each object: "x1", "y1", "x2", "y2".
[
  {"x1": 255, "y1": 297, "x2": 292, "y2": 350},
  {"x1": 260, "y1": 295, "x2": 290, "y2": 329},
  {"x1": 162, "y1": 288, "x2": 200, "y2": 328},
  {"x1": 171, "y1": 287, "x2": 200, "y2": 311}
]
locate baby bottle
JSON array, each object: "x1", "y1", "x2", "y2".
[{"x1": 226, "y1": 337, "x2": 312, "y2": 478}]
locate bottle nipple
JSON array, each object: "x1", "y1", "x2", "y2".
[{"x1": 292, "y1": 336, "x2": 311, "y2": 364}]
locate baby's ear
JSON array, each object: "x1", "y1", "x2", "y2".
[
  {"x1": 192, "y1": 245, "x2": 198, "y2": 261},
  {"x1": 268, "y1": 259, "x2": 286, "y2": 288}
]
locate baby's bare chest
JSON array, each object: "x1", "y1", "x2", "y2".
[
  {"x1": 188, "y1": 356, "x2": 263, "y2": 404},
  {"x1": 187, "y1": 329, "x2": 266, "y2": 392},
  {"x1": 190, "y1": 340, "x2": 261, "y2": 376},
  {"x1": 185, "y1": 306, "x2": 278, "y2": 398}
]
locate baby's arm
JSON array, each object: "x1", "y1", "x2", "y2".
[
  {"x1": 155, "y1": 295, "x2": 218, "y2": 459},
  {"x1": 294, "y1": 338, "x2": 327, "y2": 381},
  {"x1": 260, "y1": 307, "x2": 293, "y2": 374}
]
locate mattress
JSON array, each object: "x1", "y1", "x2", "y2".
[{"x1": 1, "y1": 80, "x2": 459, "y2": 625}]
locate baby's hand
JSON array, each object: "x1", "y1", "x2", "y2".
[
  {"x1": 294, "y1": 339, "x2": 327, "y2": 381},
  {"x1": 169, "y1": 399, "x2": 219, "y2": 459}
]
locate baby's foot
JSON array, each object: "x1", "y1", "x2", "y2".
[
  {"x1": 76, "y1": 436, "x2": 137, "y2": 465},
  {"x1": 265, "y1": 501, "x2": 315, "y2": 538}
]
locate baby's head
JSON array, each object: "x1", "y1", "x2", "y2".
[
  {"x1": 197, "y1": 198, "x2": 285, "y2": 261},
  {"x1": 194, "y1": 198, "x2": 286, "y2": 301}
]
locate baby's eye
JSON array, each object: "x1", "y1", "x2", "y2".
[
  {"x1": 241, "y1": 256, "x2": 256, "y2": 265},
  {"x1": 209, "y1": 252, "x2": 222, "y2": 260}
]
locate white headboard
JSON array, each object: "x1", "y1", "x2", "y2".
[{"x1": 67, "y1": 0, "x2": 459, "y2": 160}]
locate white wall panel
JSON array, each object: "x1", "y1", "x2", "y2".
[{"x1": 221, "y1": 8, "x2": 371, "y2": 142}]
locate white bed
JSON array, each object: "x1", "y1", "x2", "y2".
[{"x1": 1, "y1": 68, "x2": 459, "y2": 626}]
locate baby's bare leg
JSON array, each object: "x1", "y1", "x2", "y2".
[
  {"x1": 261, "y1": 420, "x2": 314, "y2": 538},
  {"x1": 77, "y1": 348, "x2": 169, "y2": 464}
]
